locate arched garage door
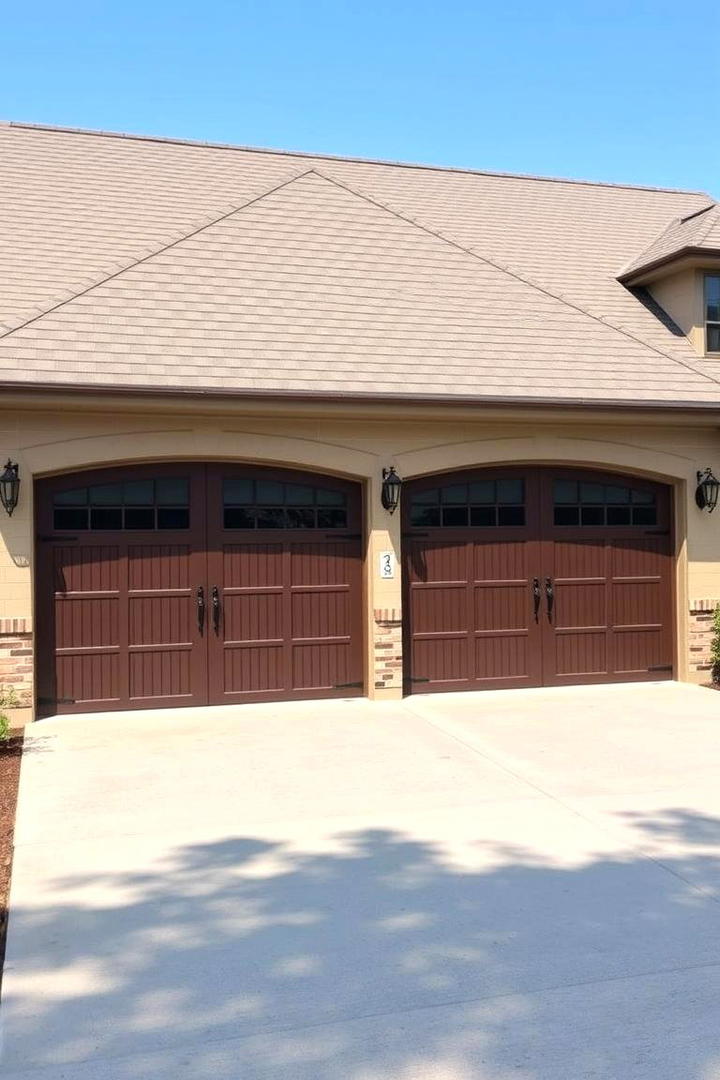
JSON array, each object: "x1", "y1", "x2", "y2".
[
  {"x1": 36, "y1": 464, "x2": 364, "y2": 715},
  {"x1": 403, "y1": 466, "x2": 674, "y2": 693}
]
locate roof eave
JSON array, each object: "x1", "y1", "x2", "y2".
[
  {"x1": 619, "y1": 246, "x2": 720, "y2": 285},
  {"x1": 1, "y1": 378, "x2": 720, "y2": 415}
]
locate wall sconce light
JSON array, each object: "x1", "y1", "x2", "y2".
[
  {"x1": 381, "y1": 467, "x2": 402, "y2": 514},
  {"x1": 0, "y1": 461, "x2": 20, "y2": 517},
  {"x1": 696, "y1": 468, "x2": 720, "y2": 513}
]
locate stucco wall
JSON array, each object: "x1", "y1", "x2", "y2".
[
  {"x1": 649, "y1": 268, "x2": 704, "y2": 354},
  {"x1": 2, "y1": 396, "x2": 719, "y2": 716}
]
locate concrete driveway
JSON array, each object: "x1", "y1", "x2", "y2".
[{"x1": 2, "y1": 682, "x2": 720, "y2": 1079}]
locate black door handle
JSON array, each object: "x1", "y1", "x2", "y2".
[
  {"x1": 196, "y1": 585, "x2": 205, "y2": 634},
  {"x1": 532, "y1": 577, "x2": 541, "y2": 621},
  {"x1": 212, "y1": 585, "x2": 221, "y2": 634},
  {"x1": 545, "y1": 577, "x2": 554, "y2": 621}
]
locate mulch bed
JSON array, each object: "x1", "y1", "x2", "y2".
[{"x1": 0, "y1": 731, "x2": 24, "y2": 989}]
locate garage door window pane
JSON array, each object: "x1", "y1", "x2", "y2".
[
  {"x1": 224, "y1": 507, "x2": 255, "y2": 529},
  {"x1": 441, "y1": 484, "x2": 468, "y2": 504},
  {"x1": 442, "y1": 506, "x2": 468, "y2": 526},
  {"x1": 412, "y1": 488, "x2": 439, "y2": 505},
  {"x1": 54, "y1": 507, "x2": 89, "y2": 529},
  {"x1": 157, "y1": 508, "x2": 190, "y2": 529},
  {"x1": 579, "y1": 483, "x2": 604, "y2": 503},
  {"x1": 316, "y1": 488, "x2": 345, "y2": 506},
  {"x1": 223, "y1": 479, "x2": 254, "y2": 504},
  {"x1": 54, "y1": 487, "x2": 88, "y2": 505},
  {"x1": 469, "y1": 481, "x2": 495, "y2": 504},
  {"x1": 91, "y1": 507, "x2": 123, "y2": 530},
  {"x1": 286, "y1": 484, "x2": 314, "y2": 505},
  {"x1": 554, "y1": 506, "x2": 579, "y2": 525},
  {"x1": 581, "y1": 506, "x2": 604, "y2": 526},
  {"x1": 498, "y1": 506, "x2": 525, "y2": 526},
  {"x1": 410, "y1": 505, "x2": 440, "y2": 526},
  {"x1": 123, "y1": 480, "x2": 155, "y2": 505},
  {"x1": 124, "y1": 508, "x2": 155, "y2": 529},
  {"x1": 497, "y1": 479, "x2": 523, "y2": 504},
  {"x1": 89, "y1": 483, "x2": 123, "y2": 505},
  {"x1": 632, "y1": 506, "x2": 657, "y2": 525},
  {"x1": 470, "y1": 506, "x2": 496, "y2": 526},
  {"x1": 607, "y1": 506, "x2": 631, "y2": 525},
  {"x1": 554, "y1": 481, "x2": 578, "y2": 504},
  {"x1": 256, "y1": 481, "x2": 284, "y2": 505},
  {"x1": 286, "y1": 507, "x2": 316, "y2": 528},
  {"x1": 156, "y1": 478, "x2": 189, "y2": 505},
  {"x1": 317, "y1": 507, "x2": 347, "y2": 528},
  {"x1": 256, "y1": 508, "x2": 285, "y2": 529}
]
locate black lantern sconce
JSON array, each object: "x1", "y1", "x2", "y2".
[
  {"x1": 696, "y1": 468, "x2": 720, "y2": 513},
  {"x1": 381, "y1": 467, "x2": 402, "y2": 514},
  {"x1": 0, "y1": 461, "x2": 20, "y2": 517}
]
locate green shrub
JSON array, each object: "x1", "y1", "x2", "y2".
[
  {"x1": 0, "y1": 685, "x2": 19, "y2": 741},
  {"x1": 711, "y1": 605, "x2": 720, "y2": 683}
]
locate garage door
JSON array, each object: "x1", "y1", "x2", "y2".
[
  {"x1": 36, "y1": 464, "x2": 363, "y2": 715},
  {"x1": 403, "y1": 467, "x2": 674, "y2": 693}
]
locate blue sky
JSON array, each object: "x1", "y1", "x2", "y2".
[{"x1": 2, "y1": 1, "x2": 718, "y2": 191}]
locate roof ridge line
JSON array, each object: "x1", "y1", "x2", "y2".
[
  {"x1": 680, "y1": 204, "x2": 716, "y2": 225},
  {"x1": 0, "y1": 165, "x2": 315, "y2": 342},
  {"x1": 311, "y1": 166, "x2": 720, "y2": 391},
  {"x1": 3, "y1": 120, "x2": 713, "y2": 197}
]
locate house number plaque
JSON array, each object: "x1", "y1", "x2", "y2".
[{"x1": 379, "y1": 551, "x2": 395, "y2": 579}]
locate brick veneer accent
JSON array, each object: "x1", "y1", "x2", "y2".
[
  {"x1": 0, "y1": 617, "x2": 33, "y2": 707},
  {"x1": 373, "y1": 608, "x2": 403, "y2": 690},
  {"x1": 688, "y1": 599, "x2": 719, "y2": 676}
]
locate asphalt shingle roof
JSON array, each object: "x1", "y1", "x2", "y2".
[
  {"x1": 1, "y1": 121, "x2": 719, "y2": 406},
  {"x1": 619, "y1": 204, "x2": 720, "y2": 280}
]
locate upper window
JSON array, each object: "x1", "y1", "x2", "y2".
[
  {"x1": 410, "y1": 479, "x2": 525, "y2": 527},
  {"x1": 223, "y1": 478, "x2": 347, "y2": 529},
  {"x1": 53, "y1": 477, "x2": 190, "y2": 531},
  {"x1": 705, "y1": 275, "x2": 720, "y2": 353},
  {"x1": 553, "y1": 480, "x2": 656, "y2": 527}
]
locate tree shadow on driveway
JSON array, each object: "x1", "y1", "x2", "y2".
[{"x1": 3, "y1": 811, "x2": 720, "y2": 1079}]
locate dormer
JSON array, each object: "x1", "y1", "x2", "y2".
[{"x1": 618, "y1": 204, "x2": 720, "y2": 357}]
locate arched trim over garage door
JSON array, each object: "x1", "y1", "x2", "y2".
[
  {"x1": 36, "y1": 463, "x2": 364, "y2": 715},
  {"x1": 403, "y1": 465, "x2": 674, "y2": 693}
]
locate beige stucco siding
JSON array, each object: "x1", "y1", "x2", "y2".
[
  {"x1": 649, "y1": 268, "x2": 705, "y2": 354},
  {"x1": 1, "y1": 395, "x2": 719, "y2": 716}
]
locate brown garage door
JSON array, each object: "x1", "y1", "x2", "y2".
[
  {"x1": 403, "y1": 467, "x2": 674, "y2": 693},
  {"x1": 36, "y1": 464, "x2": 363, "y2": 715}
]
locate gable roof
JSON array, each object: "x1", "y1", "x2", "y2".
[
  {"x1": 619, "y1": 204, "x2": 720, "y2": 281},
  {"x1": 2, "y1": 121, "x2": 720, "y2": 407}
]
